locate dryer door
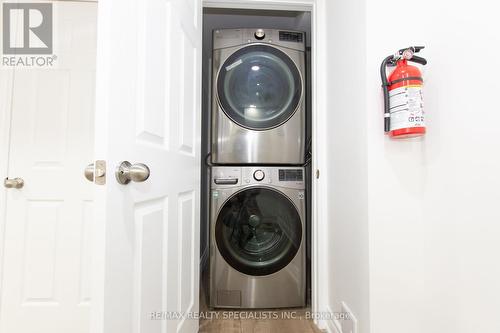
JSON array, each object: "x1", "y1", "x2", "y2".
[
  {"x1": 217, "y1": 45, "x2": 303, "y2": 130},
  {"x1": 215, "y1": 187, "x2": 302, "y2": 276}
]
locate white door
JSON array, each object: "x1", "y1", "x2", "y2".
[
  {"x1": 92, "y1": 0, "x2": 201, "y2": 332},
  {"x1": 0, "y1": 2, "x2": 97, "y2": 333}
]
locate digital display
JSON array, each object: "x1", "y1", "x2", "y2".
[
  {"x1": 279, "y1": 169, "x2": 303, "y2": 181},
  {"x1": 279, "y1": 31, "x2": 303, "y2": 43}
]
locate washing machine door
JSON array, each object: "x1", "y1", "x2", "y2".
[
  {"x1": 215, "y1": 187, "x2": 302, "y2": 276},
  {"x1": 217, "y1": 45, "x2": 303, "y2": 130}
]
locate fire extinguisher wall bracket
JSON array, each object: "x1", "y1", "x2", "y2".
[{"x1": 380, "y1": 46, "x2": 427, "y2": 138}]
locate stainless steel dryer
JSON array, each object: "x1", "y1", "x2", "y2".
[
  {"x1": 210, "y1": 166, "x2": 306, "y2": 308},
  {"x1": 211, "y1": 28, "x2": 306, "y2": 164}
]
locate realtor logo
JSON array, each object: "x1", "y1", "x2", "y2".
[
  {"x1": 2, "y1": 3, "x2": 53, "y2": 54},
  {"x1": 2, "y1": 2, "x2": 56, "y2": 67}
]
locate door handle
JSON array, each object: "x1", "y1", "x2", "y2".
[
  {"x1": 214, "y1": 178, "x2": 238, "y2": 185},
  {"x1": 115, "y1": 161, "x2": 150, "y2": 185},
  {"x1": 4, "y1": 177, "x2": 24, "y2": 189},
  {"x1": 84, "y1": 163, "x2": 95, "y2": 182}
]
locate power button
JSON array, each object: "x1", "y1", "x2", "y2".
[{"x1": 253, "y1": 170, "x2": 265, "y2": 181}]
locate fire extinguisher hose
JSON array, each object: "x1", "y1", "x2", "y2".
[{"x1": 380, "y1": 55, "x2": 394, "y2": 132}]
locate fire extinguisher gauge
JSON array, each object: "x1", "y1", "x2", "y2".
[{"x1": 402, "y1": 49, "x2": 414, "y2": 60}]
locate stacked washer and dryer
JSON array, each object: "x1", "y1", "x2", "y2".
[{"x1": 209, "y1": 28, "x2": 307, "y2": 309}]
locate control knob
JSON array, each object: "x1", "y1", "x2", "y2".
[
  {"x1": 253, "y1": 170, "x2": 265, "y2": 181},
  {"x1": 254, "y1": 29, "x2": 265, "y2": 40}
]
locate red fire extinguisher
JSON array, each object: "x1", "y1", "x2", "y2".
[{"x1": 380, "y1": 46, "x2": 427, "y2": 138}]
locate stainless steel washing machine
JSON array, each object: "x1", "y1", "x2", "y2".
[
  {"x1": 211, "y1": 28, "x2": 306, "y2": 164},
  {"x1": 210, "y1": 166, "x2": 306, "y2": 308}
]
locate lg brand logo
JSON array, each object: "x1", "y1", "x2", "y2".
[{"x1": 2, "y1": 3, "x2": 53, "y2": 55}]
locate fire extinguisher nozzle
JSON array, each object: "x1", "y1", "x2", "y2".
[{"x1": 410, "y1": 55, "x2": 427, "y2": 65}]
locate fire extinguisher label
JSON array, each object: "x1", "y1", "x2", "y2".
[{"x1": 389, "y1": 85, "x2": 424, "y2": 131}]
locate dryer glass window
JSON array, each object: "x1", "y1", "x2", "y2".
[
  {"x1": 215, "y1": 187, "x2": 302, "y2": 276},
  {"x1": 217, "y1": 45, "x2": 302, "y2": 130}
]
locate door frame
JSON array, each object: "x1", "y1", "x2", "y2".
[
  {"x1": 0, "y1": 67, "x2": 14, "y2": 319},
  {"x1": 203, "y1": 0, "x2": 330, "y2": 329}
]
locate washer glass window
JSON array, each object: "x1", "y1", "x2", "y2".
[
  {"x1": 215, "y1": 187, "x2": 302, "y2": 276},
  {"x1": 217, "y1": 45, "x2": 302, "y2": 130}
]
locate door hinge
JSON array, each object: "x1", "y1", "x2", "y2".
[
  {"x1": 84, "y1": 160, "x2": 106, "y2": 185},
  {"x1": 316, "y1": 169, "x2": 320, "y2": 179}
]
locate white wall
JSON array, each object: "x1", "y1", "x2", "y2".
[
  {"x1": 365, "y1": 1, "x2": 500, "y2": 333},
  {"x1": 323, "y1": 0, "x2": 370, "y2": 332},
  {"x1": 325, "y1": 0, "x2": 500, "y2": 332}
]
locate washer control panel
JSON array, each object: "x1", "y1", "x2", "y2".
[{"x1": 212, "y1": 167, "x2": 305, "y2": 190}]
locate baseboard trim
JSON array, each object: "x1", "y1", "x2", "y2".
[{"x1": 324, "y1": 305, "x2": 342, "y2": 333}]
